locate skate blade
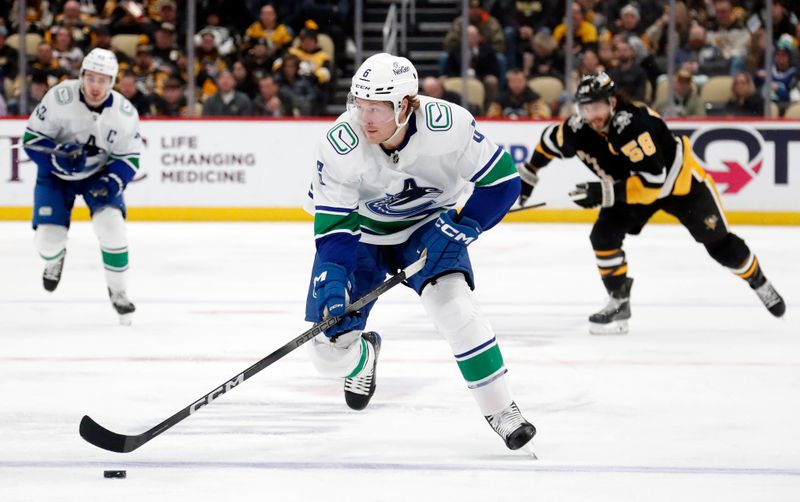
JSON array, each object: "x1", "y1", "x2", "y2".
[
  {"x1": 521, "y1": 443, "x2": 538, "y2": 459},
  {"x1": 118, "y1": 314, "x2": 133, "y2": 326},
  {"x1": 589, "y1": 319, "x2": 628, "y2": 335}
]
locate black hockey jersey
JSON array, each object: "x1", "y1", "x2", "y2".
[{"x1": 532, "y1": 100, "x2": 703, "y2": 205}]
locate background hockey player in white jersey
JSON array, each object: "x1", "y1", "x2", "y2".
[
  {"x1": 23, "y1": 48, "x2": 143, "y2": 325},
  {"x1": 304, "y1": 53, "x2": 535, "y2": 451}
]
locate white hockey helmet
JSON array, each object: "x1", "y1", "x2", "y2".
[
  {"x1": 349, "y1": 53, "x2": 418, "y2": 127},
  {"x1": 81, "y1": 48, "x2": 119, "y2": 87}
]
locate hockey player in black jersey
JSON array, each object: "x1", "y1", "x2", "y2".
[{"x1": 520, "y1": 72, "x2": 785, "y2": 334}]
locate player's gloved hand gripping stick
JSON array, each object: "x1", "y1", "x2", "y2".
[{"x1": 79, "y1": 250, "x2": 427, "y2": 453}]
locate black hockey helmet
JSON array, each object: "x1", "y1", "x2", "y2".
[{"x1": 575, "y1": 72, "x2": 615, "y2": 104}]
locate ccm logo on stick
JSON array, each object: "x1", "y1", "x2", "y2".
[{"x1": 189, "y1": 373, "x2": 244, "y2": 414}]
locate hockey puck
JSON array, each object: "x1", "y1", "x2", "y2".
[{"x1": 103, "y1": 470, "x2": 126, "y2": 479}]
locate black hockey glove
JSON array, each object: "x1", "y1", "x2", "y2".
[
  {"x1": 518, "y1": 161, "x2": 540, "y2": 206},
  {"x1": 569, "y1": 179, "x2": 623, "y2": 209}
]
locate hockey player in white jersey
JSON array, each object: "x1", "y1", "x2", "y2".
[
  {"x1": 304, "y1": 53, "x2": 535, "y2": 451},
  {"x1": 23, "y1": 48, "x2": 142, "y2": 324}
]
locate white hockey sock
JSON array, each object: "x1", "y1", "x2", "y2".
[
  {"x1": 421, "y1": 273, "x2": 513, "y2": 416},
  {"x1": 35, "y1": 224, "x2": 68, "y2": 261},
  {"x1": 92, "y1": 207, "x2": 128, "y2": 292},
  {"x1": 308, "y1": 330, "x2": 371, "y2": 378}
]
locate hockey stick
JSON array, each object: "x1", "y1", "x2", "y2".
[
  {"x1": 16, "y1": 143, "x2": 86, "y2": 159},
  {"x1": 79, "y1": 249, "x2": 428, "y2": 453},
  {"x1": 508, "y1": 201, "x2": 548, "y2": 213}
]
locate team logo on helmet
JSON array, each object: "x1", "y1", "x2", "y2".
[
  {"x1": 366, "y1": 178, "x2": 442, "y2": 218},
  {"x1": 689, "y1": 126, "x2": 764, "y2": 194}
]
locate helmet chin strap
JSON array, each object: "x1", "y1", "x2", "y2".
[{"x1": 379, "y1": 104, "x2": 412, "y2": 146}]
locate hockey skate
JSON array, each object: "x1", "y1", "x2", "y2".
[
  {"x1": 485, "y1": 401, "x2": 536, "y2": 451},
  {"x1": 108, "y1": 288, "x2": 136, "y2": 325},
  {"x1": 589, "y1": 277, "x2": 633, "y2": 335},
  {"x1": 42, "y1": 251, "x2": 66, "y2": 292},
  {"x1": 344, "y1": 332, "x2": 381, "y2": 411},
  {"x1": 753, "y1": 281, "x2": 786, "y2": 317}
]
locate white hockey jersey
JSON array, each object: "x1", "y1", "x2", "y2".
[
  {"x1": 24, "y1": 79, "x2": 143, "y2": 181},
  {"x1": 309, "y1": 95, "x2": 517, "y2": 246}
]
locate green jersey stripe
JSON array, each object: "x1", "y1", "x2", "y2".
[
  {"x1": 359, "y1": 213, "x2": 431, "y2": 235},
  {"x1": 474, "y1": 151, "x2": 517, "y2": 187},
  {"x1": 314, "y1": 211, "x2": 360, "y2": 236}
]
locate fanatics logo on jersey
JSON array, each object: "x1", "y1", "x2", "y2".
[
  {"x1": 327, "y1": 123, "x2": 359, "y2": 155},
  {"x1": 425, "y1": 102, "x2": 452, "y2": 131},
  {"x1": 55, "y1": 86, "x2": 74, "y2": 105}
]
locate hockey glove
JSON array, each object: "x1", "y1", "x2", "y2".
[
  {"x1": 313, "y1": 262, "x2": 362, "y2": 338},
  {"x1": 569, "y1": 179, "x2": 623, "y2": 209},
  {"x1": 86, "y1": 174, "x2": 123, "y2": 205},
  {"x1": 420, "y1": 210, "x2": 482, "y2": 278},
  {"x1": 51, "y1": 143, "x2": 87, "y2": 175},
  {"x1": 518, "y1": 161, "x2": 540, "y2": 206}
]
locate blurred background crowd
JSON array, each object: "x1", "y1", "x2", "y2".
[{"x1": 0, "y1": 0, "x2": 798, "y2": 119}]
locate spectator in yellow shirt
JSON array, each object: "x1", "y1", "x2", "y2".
[
  {"x1": 552, "y1": 3, "x2": 598, "y2": 55},
  {"x1": 286, "y1": 28, "x2": 332, "y2": 84},
  {"x1": 244, "y1": 4, "x2": 293, "y2": 52}
]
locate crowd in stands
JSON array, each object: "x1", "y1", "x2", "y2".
[
  {"x1": 0, "y1": 0, "x2": 343, "y2": 117},
  {"x1": 0, "y1": 0, "x2": 798, "y2": 118},
  {"x1": 437, "y1": 0, "x2": 800, "y2": 118}
]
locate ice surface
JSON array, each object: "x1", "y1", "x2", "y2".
[{"x1": 1, "y1": 221, "x2": 798, "y2": 501}]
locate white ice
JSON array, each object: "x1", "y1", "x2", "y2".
[{"x1": 1, "y1": 221, "x2": 799, "y2": 502}]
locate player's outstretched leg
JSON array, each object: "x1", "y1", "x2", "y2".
[
  {"x1": 705, "y1": 234, "x2": 785, "y2": 317},
  {"x1": 92, "y1": 207, "x2": 135, "y2": 324},
  {"x1": 35, "y1": 224, "x2": 69, "y2": 292},
  {"x1": 344, "y1": 331, "x2": 382, "y2": 410},
  {"x1": 589, "y1": 277, "x2": 633, "y2": 335},
  {"x1": 420, "y1": 273, "x2": 535, "y2": 451}
]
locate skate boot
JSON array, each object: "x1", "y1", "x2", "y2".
[
  {"x1": 753, "y1": 281, "x2": 785, "y2": 317},
  {"x1": 485, "y1": 401, "x2": 536, "y2": 451},
  {"x1": 344, "y1": 332, "x2": 381, "y2": 411},
  {"x1": 589, "y1": 277, "x2": 633, "y2": 335},
  {"x1": 42, "y1": 250, "x2": 66, "y2": 292},
  {"x1": 108, "y1": 288, "x2": 136, "y2": 325}
]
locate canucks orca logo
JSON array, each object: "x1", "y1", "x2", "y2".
[{"x1": 366, "y1": 178, "x2": 442, "y2": 217}]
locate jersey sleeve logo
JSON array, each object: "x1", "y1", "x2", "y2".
[
  {"x1": 55, "y1": 86, "x2": 74, "y2": 105},
  {"x1": 567, "y1": 114, "x2": 584, "y2": 133},
  {"x1": 120, "y1": 99, "x2": 135, "y2": 116},
  {"x1": 425, "y1": 102, "x2": 452, "y2": 131},
  {"x1": 612, "y1": 111, "x2": 632, "y2": 134},
  {"x1": 326, "y1": 122, "x2": 359, "y2": 155}
]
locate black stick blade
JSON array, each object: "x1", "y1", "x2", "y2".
[{"x1": 79, "y1": 415, "x2": 134, "y2": 453}]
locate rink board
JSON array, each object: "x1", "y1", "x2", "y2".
[{"x1": 1, "y1": 117, "x2": 799, "y2": 224}]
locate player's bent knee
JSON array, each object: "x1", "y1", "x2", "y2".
[
  {"x1": 421, "y1": 273, "x2": 483, "y2": 337},
  {"x1": 704, "y1": 233, "x2": 749, "y2": 268},
  {"x1": 35, "y1": 224, "x2": 68, "y2": 257},
  {"x1": 92, "y1": 207, "x2": 127, "y2": 247}
]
